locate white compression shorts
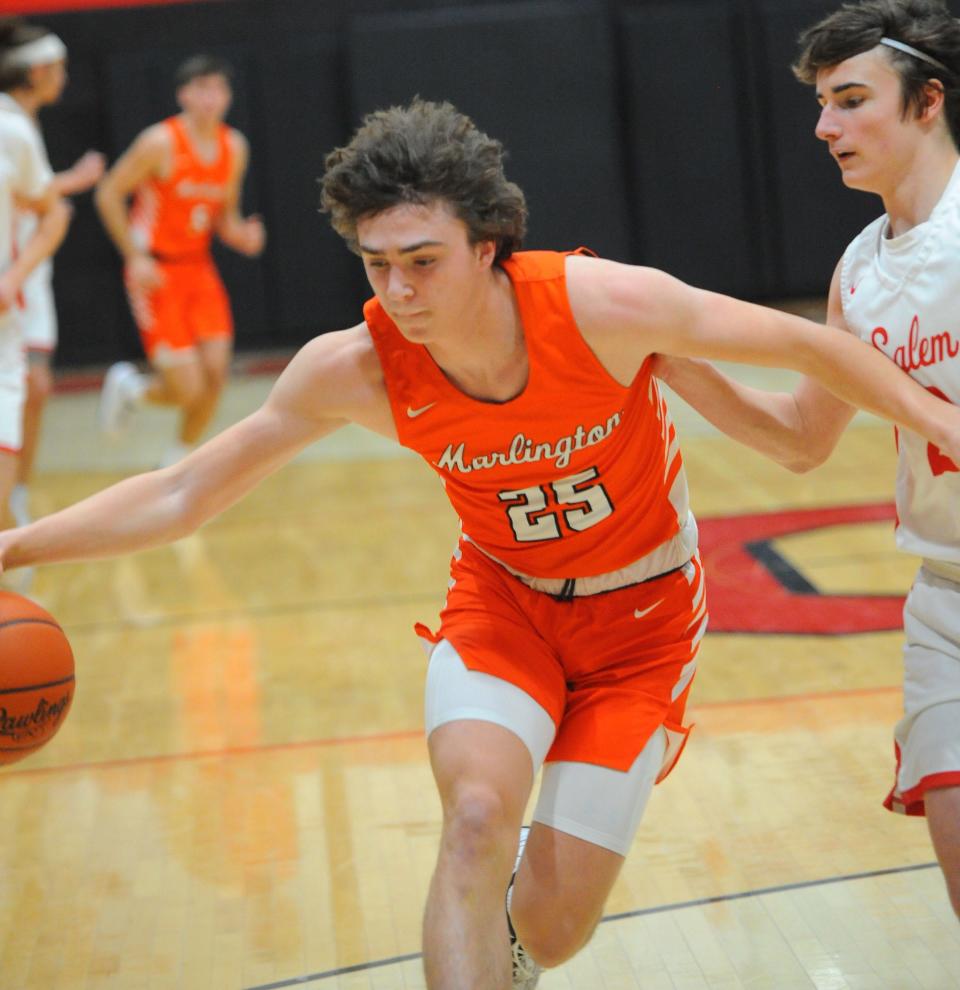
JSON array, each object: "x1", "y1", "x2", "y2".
[
  {"x1": 887, "y1": 561, "x2": 960, "y2": 814},
  {"x1": 424, "y1": 638, "x2": 667, "y2": 855}
]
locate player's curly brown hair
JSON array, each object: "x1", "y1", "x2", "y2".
[{"x1": 320, "y1": 98, "x2": 528, "y2": 263}]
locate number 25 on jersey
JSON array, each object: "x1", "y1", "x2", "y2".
[{"x1": 498, "y1": 467, "x2": 613, "y2": 543}]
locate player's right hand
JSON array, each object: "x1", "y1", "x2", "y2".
[
  {"x1": 70, "y1": 151, "x2": 107, "y2": 193},
  {"x1": 0, "y1": 272, "x2": 20, "y2": 314},
  {"x1": 124, "y1": 253, "x2": 164, "y2": 291}
]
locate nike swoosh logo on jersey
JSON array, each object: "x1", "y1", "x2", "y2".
[
  {"x1": 633, "y1": 599, "x2": 664, "y2": 619},
  {"x1": 407, "y1": 402, "x2": 437, "y2": 418}
]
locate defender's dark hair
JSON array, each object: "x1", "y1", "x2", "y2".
[
  {"x1": 0, "y1": 17, "x2": 48, "y2": 92},
  {"x1": 320, "y1": 98, "x2": 528, "y2": 263},
  {"x1": 794, "y1": 0, "x2": 960, "y2": 145},
  {"x1": 174, "y1": 54, "x2": 234, "y2": 89}
]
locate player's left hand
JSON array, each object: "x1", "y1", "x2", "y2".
[{"x1": 237, "y1": 215, "x2": 266, "y2": 256}]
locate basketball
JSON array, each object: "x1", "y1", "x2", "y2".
[{"x1": 0, "y1": 592, "x2": 75, "y2": 766}]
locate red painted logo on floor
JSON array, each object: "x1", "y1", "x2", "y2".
[{"x1": 698, "y1": 503, "x2": 903, "y2": 634}]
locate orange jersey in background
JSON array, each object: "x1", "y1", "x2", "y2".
[
  {"x1": 129, "y1": 116, "x2": 233, "y2": 260},
  {"x1": 365, "y1": 250, "x2": 691, "y2": 579}
]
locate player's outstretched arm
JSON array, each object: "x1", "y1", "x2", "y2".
[
  {"x1": 652, "y1": 261, "x2": 856, "y2": 472},
  {"x1": 567, "y1": 255, "x2": 960, "y2": 464},
  {"x1": 0, "y1": 331, "x2": 368, "y2": 572},
  {"x1": 654, "y1": 355, "x2": 854, "y2": 472}
]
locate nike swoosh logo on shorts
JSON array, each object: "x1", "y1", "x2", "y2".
[
  {"x1": 407, "y1": 402, "x2": 437, "y2": 418},
  {"x1": 634, "y1": 599, "x2": 664, "y2": 619}
]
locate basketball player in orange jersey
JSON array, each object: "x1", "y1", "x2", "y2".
[
  {"x1": 95, "y1": 54, "x2": 265, "y2": 467},
  {"x1": 3, "y1": 100, "x2": 960, "y2": 989},
  {"x1": 655, "y1": 0, "x2": 960, "y2": 925}
]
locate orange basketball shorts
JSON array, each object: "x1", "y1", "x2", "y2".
[
  {"x1": 417, "y1": 539, "x2": 708, "y2": 773},
  {"x1": 125, "y1": 256, "x2": 233, "y2": 364}
]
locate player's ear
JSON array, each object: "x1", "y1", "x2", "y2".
[
  {"x1": 474, "y1": 238, "x2": 497, "y2": 268},
  {"x1": 919, "y1": 78, "x2": 946, "y2": 122}
]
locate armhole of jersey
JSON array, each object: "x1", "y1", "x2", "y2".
[
  {"x1": 161, "y1": 118, "x2": 186, "y2": 176},
  {"x1": 165, "y1": 117, "x2": 182, "y2": 152},
  {"x1": 362, "y1": 313, "x2": 406, "y2": 440},
  {"x1": 553, "y1": 249, "x2": 637, "y2": 396},
  {"x1": 838, "y1": 245, "x2": 855, "y2": 330},
  {"x1": 220, "y1": 125, "x2": 234, "y2": 173}
]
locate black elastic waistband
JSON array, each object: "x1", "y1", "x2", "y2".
[{"x1": 150, "y1": 251, "x2": 211, "y2": 265}]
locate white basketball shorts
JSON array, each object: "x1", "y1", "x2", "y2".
[{"x1": 885, "y1": 561, "x2": 960, "y2": 815}]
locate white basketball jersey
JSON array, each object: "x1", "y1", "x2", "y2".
[
  {"x1": 0, "y1": 94, "x2": 54, "y2": 291},
  {"x1": 840, "y1": 160, "x2": 960, "y2": 565}
]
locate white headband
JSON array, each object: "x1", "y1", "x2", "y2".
[
  {"x1": 879, "y1": 36, "x2": 950, "y2": 74},
  {"x1": 1, "y1": 34, "x2": 68, "y2": 71}
]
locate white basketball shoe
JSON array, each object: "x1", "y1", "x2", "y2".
[{"x1": 99, "y1": 362, "x2": 145, "y2": 439}]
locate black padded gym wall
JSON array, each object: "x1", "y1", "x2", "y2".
[
  {"x1": 753, "y1": 0, "x2": 883, "y2": 297},
  {"x1": 619, "y1": 0, "x2": 772, "y2": 297},
  {"x1": 250, "y1": 35, "x2": 366, "y2": 339},
  {"x1": 346, "y1": 1, "x2": 634, "y2": 262}
]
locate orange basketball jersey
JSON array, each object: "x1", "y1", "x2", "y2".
[
  {"x1": 129, "y1": 116, "x2": 233, "y2": 260},
  {"x1": 365, "y1": 250, "x2": 692, "y2": 578}
]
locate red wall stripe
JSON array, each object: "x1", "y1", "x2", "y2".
[{"x1": 2, "y1": 0, "x2": 222, "y2": 13}]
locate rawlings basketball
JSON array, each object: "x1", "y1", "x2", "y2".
[{"x1": 0, "y1": 591, "x2": 75, "y2": 766}]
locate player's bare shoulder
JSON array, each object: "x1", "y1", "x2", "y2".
[
  {"x1": 136, "y1": 123, "x2": 173, "y2": 157},
  {"x1": 564, "y1": 253, "x2": 677, "y2": 385},
  {"x1": 271, "y1": 324, "x2": 395, "y2": 440},
  {"x1": 566, "y1": 253, "x2": 681, "y2": 331},
  {"x1": 119, "y1": 123, "x2": 173, "y2": 181}
]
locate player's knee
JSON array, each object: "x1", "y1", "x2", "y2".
[
  {"x1": 515, "y1": 898, "x2": 600, "y2": 968},
  {"x1": 171, "y1": 380, "x2": 205, "y2": 409},
  {"x1": 203, "y1": 365, "x2": 229, "y2": 396},
  {"x1": 201, "y1": 368, "x2": 227, "y2": 403},
  {"x1": 440, "y1": 785, "x2": 514, "y2": 867}
]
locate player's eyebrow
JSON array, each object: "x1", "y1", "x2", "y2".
[
  {"x1": 358, "y1": 239, "x2": 445, "y2": 255},
  {"x1": 816, "y1": 81, "x2": 869, "y2": 100}
]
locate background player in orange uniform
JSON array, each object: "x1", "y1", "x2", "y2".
[
  {"x1": 95, "y1": 54, "x2": 265, "y2": 467},
  {"x1": 2, "y1": 101, "x2": 960, "y2": 989}
]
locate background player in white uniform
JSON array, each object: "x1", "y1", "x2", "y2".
[
  {"x1": 0, "y1": 17, "x2": 104, "y2": 528},
  {"x1": 0, "y1": 21, "x2": 71, "y2": 530},
  {"x1": 656, "y1": 0, "x2": 960, "y2": 922}
]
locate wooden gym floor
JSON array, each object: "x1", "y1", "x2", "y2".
[{"x1": 1, "y1": 342, "x2": 958, "y2": 989}]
